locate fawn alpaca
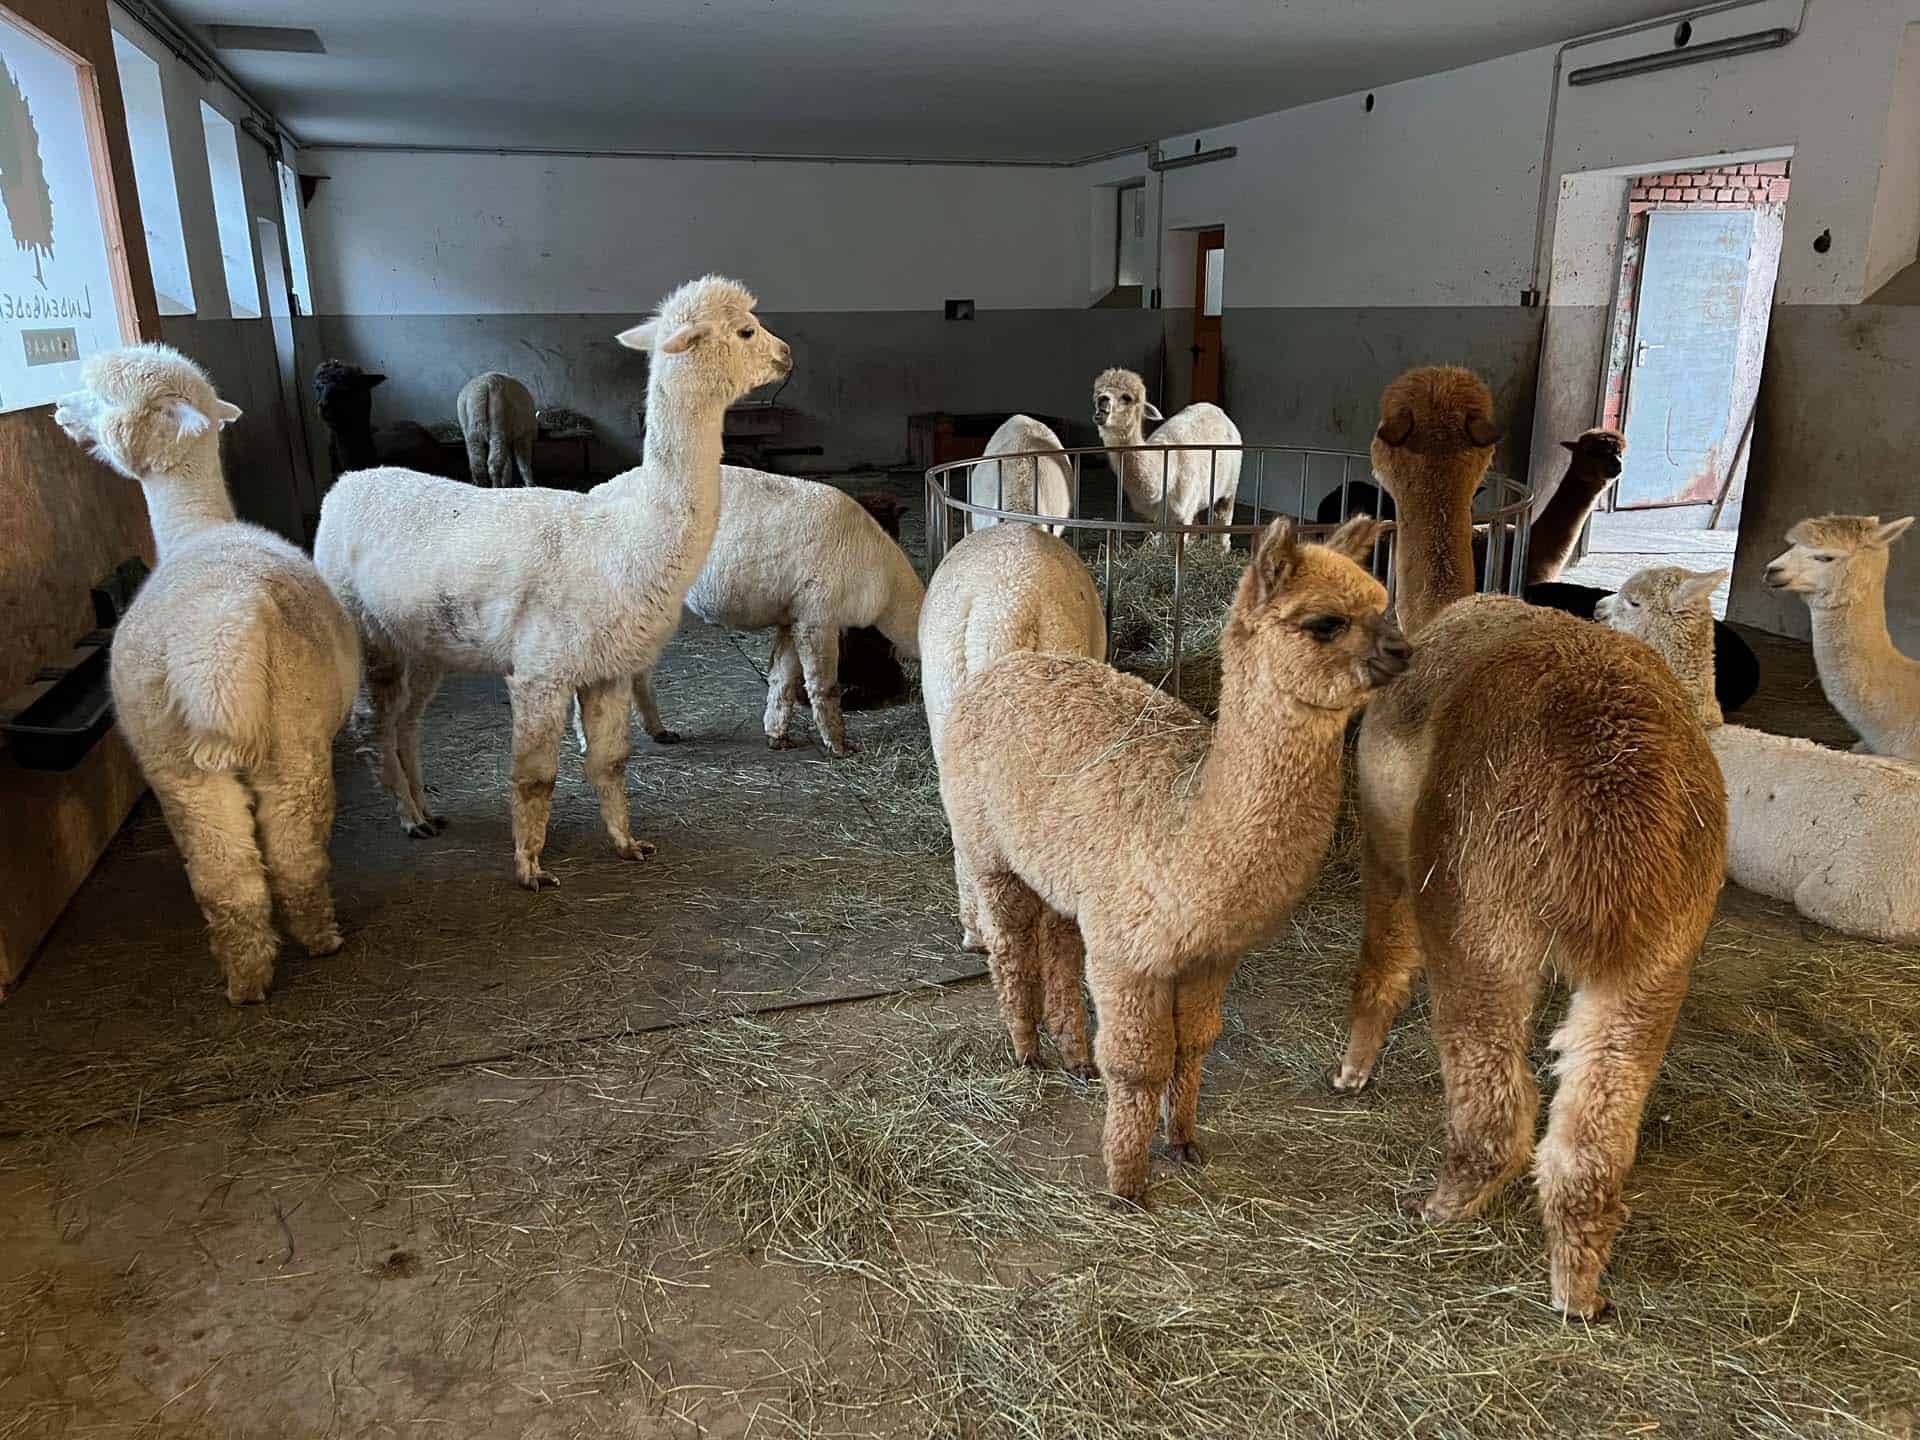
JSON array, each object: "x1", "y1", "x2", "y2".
[
  {"x1": 941, "y1": 516, "x2": 1407, "y2": 1203},
  {"x1": 1334, "y1": 366, "x2": 1725, "y2": 1319},
  {"x1": 55, "y1": 345, "x2": 361, "y2": 1003}
]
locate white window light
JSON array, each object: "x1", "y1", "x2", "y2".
[{"x1": 199, "y1": 100, "x2": 260, "y2": 318}]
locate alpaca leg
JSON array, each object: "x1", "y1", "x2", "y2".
[
  {"x1": 631, "y1": 670, "x2": 680, "y2": 744},
  {"x1": 394, "y1": 662, "x2": 444, "y2": 835},
  {"x1": 513, "y1": 435, "x2": 534, "y2": 488},
  {"x1": 954, "y1": 848, "x2": 987, "y2": 953},
  {"x1": 1535, "y1": 976, "x2": 1687, "y2": 1319},
  {"x1": 1331, "y1": 856, "x2": 1424, "y2": 1092},
  {"x1": 795, "y1": 623, "x2": 853, "y2": 756},
  {"x1": 153, "y1": 771, "x2": 278, "y2": 1004},
  {"x1": 1091, "y1": 974, "x2": 1175, "y2": 1205},
  {"x1": 974, "y1": 872, "x2": 1046, "y2": 1067},
  {"x1": 1210, "y1": 495, "x2": 1236, "y2": 551},
  {"x1": 254, "y1": 757, "x2": 344, "y2": 959},
  {"x1": 366, "y1": 655, "x2": 434, "y2": 838},
  {"x1": 763, "y1": 628, "x2": 803, "y2": 750},
  {"x1": 1410, "y1": 954, "x2": 1542, "y2": 1224},
  {"x1": 486, "y1": 441, "x2": 512, "y2": 489},
  {"x1": 1162, "y1": 965, "x2": 1231, "y2": 1162},
  {"x1": 1040, "y1": 911, "x2": 1093, "y2": 1078},
  {"x1": 579, "y1": 676, "x2": 655, "y2": 862},
  {"x1": 506, "y1": 678, "x2": 569, "y2": 890},
  {"x1": 464, "y1": 434, "x2": 489, "y2": 487}
]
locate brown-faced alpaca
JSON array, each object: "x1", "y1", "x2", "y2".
[
  {"x1": 940, "y1": 516, "x2": 1408, "y2": 1204},
  {"x1": 1333, "y1": 366, "x2": 1726, "y2": 1319},
  {"x1": 1524, "y1": 428, "x2": 1624, "y2": 583}
]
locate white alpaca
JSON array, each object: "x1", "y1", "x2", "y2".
[
  {"x1": 456, "y1": 371, "x2": 537, "y2": 487},
  {"x1": 919, "y1": 524, "x2": 1107, "y2": 949},
  {"x1": 967, "y1": 414, "x2": 1072, "y2": 535},
  {"x1": 583, "y1": 467, "x2": 924, "y2": 757},
  {"x1": 1600, "y1": 565, "x2": 1920, "y2": 943},
  {"x1": 314, "y1": 276, "x2": 791, "y2": 890},
  {"x1": 1764, "y1": 514, "x2": 1920, "y2": 761},
  {"x1": 53, "y1": 345, "x2": 362, "y2": 1004},
  {"x1": 1092, "y1": 367, "x2": 1242, "y2": 550}
]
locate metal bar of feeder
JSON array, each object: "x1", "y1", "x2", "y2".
[
  {"x1": 1255, "y1": 449, "x2": 1265, "y2": 527},
  {"x1": 1171, "y1": 522, "x2": 1185, "y2": 698}
]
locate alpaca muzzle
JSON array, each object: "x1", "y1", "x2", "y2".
[{"x1": 1365, "y1": 622, "x2": 1412, "y2": 686}]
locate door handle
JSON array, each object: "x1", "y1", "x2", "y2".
[{"x1": 1634, "y1": 340, "x2": 1665, "y2": 368}]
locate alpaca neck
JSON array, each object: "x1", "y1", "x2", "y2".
[
  {"x1": 1526, "y1": 463, "x2": 1611, "y2": 582},
  {"x1": 140, "y1": 446, "x2": 236, "y2": 563},
  {"x1": 1392, "y1": 491, "x2": 1476, "y2": 636},
  {"x1": 1662, "y1": 613, "x2": 1723, "y2": 729},
  {"x1": 875, "y1": 549, "x2": 924, "y2": 657},
  {"x1": 1167, "y1": 662, "x2": 1350, "y2": 912},
  {"x1": 639, "y1": 368, "x2": 730, "y2": 481},
  {"x1": 1807, "y1": 566, "x2": 1913, "y2": 718}
]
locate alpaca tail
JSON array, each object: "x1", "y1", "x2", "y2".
[{"x1": 176, "y1": 609, "x2": 274, "y2": 773}]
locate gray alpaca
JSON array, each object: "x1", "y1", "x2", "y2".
[{"x1": 456, "y1": 371, "x2": 537, "y2": 487}]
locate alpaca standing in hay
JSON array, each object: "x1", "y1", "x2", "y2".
[
  {"x1": 920, "y1": 523, "x2": 1107, "y2": 953},
  {"x1": 316, "y1": 277, "x2": 790, "y2": 888},
  {"x1": 967, "y1": 414, "x2": 1073, "y2": 534},
  {"x1": 1331, "y1": 365, "x2": 1725, "y2": 1319},
  {"x1": 1765, "y1": 514, "x2": 1920, "y2": 760},
  {"x1": 456, "y1": 371, "x2": 537, "y2": 487},
  {"x1": 54, "y1": 346, "x2": 361, "y2": 1003},
  {"x1": 1093, "y1": 368, "x2": 1241, "y2": 549},
  {"x1": 941, "y1": 515, "x2": 1407, "y2": 1201},
  {"x1": 584, "y1": 467, "x2": 922, "y2": 757},
  {"x1": 1600, "y1": 565, "x2": 1920, "y2": 942},
  {"x1": 312, "y1": 361, "x2": 441, "y2": 478}
]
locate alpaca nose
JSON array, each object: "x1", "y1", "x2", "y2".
[
  {"x1": 1764, "y1": 563, "x2": 1786, "y2": 587},
  {"x1": 1366, "y1": 623, "x2": 1412, "y2": 685},
  {"x1": 1593, "y1": 595, "x2": 1614, "y2": 622}
]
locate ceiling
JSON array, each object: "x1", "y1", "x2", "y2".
[{"x1": 160, "y1": 0, "x2": 1691, "y2": 162}]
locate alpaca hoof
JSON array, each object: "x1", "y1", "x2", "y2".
[
  {"x1": 305, "y1": 927, "x2": 345, "y2": 958},
  {"x1": 1163, "y1": 1140, "x2": 1207, "y2": 1166},
  {"x1": 828, "y1": 740, "x2": 860, "y2": 757},
  {"x1": 402, "y1": 816, "x2": 441, "y2": 839},
  {"x1": 613, "y1": 838, "x2": 658, "y2": 862},
  {"x1": 767, "y1": 736, "x2": 799, "y2": 751},
  {"x1": 1326, "y1": 1064, "x2": 1374, "y2": 1095},
  {"x1": 516, "y1": 864, "x2": 559, "y2": 891},
  {"x1": 1555, "y1": 1291, "x2": 1615, "y2": 1323},
  {"x1": 225, "y1": 976, "x2": 270, "y2": 1006},
  {"x1": 960, "y1": 931, "x2": 988, "y2": 954},
  {"x1": 651, "y1": 729, "x2": 683, "y2": 746},
  {"x1": 1063, "y1": 1060, "x2": 1099, "y2": 1081},
  {"x1": 1107, "y1": 1191, "x2": 1151, "y2": 1213},
  {"x1": 1015, "y1": 1051, "x2": 1045, "y2": 1071}
]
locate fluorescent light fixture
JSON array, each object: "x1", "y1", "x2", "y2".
[
  {"x1": 205, "y1": 25, "x2": 324, "y2": 54},
  {"x1": 1149, "y1": 146, "x2": 1237, "y2": 173},
  {"x1": 1567, "y1": 27, "x2": 1792, "y2": 86}
]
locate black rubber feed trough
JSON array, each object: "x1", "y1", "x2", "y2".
[{"x1": 0, "y1": 558, "x2": 149, "y2": 772}]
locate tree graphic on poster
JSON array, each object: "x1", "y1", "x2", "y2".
[{"x1": 0, "y1": 57, "x2": 54, "y2": 288}]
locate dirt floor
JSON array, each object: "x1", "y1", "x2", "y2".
[{"x1": 1, "y1": 479, "x2": 1916, "y2": 1438}]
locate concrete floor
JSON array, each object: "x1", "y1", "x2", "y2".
[{"x1": 0, "y1": 481, "x2": 1911, "y2": 1438}]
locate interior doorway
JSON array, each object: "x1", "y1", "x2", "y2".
[
  {"x1": 1560, "y1": 161, "x2": 1789, "y2": 615},
  {"x1": 1190, "y1": 226, "x2": 1225, "y2": 405}
]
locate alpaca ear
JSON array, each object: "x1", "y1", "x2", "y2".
[
  {"x1": 1871, "y1": 516, "x2": 1916, "y2": 547},
  {"x1": 213, "y1": 399, "x2": 243, "y2": 427},
  {"x1": 357, "y1": 373, "x2": 386, "y2": 389},
  {"x1": 167, "y1": 399, "x2": 216, "y2": 440},
  {"x1": 1325, "y1": 514, "x2": 1387, "y2": 565},
  {"x1": 1248, "y1": 516, "x2": 1298, "y2": 604},
  {"x1": 1675, "y1": 569, "x2": 1729, "y2": 607},
  {"x1": 1141, "y1": 401, "x2": 1164, "y2": 422},
  {"x1": 617, "y1": 319, "x2": 709, "y2": 354},
  {"x1": 1559, "y1": 438, "x2": 1579, "y2": 453},
  {"x1": 1465, "y1": 414, "x2": 1504, "y2": 448},
  {"x1": 1376, "y1": 408, "x2": 1414, "y2": 447}
]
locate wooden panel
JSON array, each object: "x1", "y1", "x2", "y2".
[{"x1": 0, "y1": 0, "x2": 160, "y2": 987}]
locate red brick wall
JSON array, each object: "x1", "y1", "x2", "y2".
[{"x1": 1628, "y1": 161, "x2": 1790, "y2": 215}]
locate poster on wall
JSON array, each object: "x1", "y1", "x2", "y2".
[{"x1": 0, "y1": 12, "x2": 130, "y2": 414}]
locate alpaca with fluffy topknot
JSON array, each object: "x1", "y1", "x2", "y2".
[
  {"x1": 1765, "y1": 514, "x2": 1920, "y2": 761},
  {"x1": 55, "y1": 345, "x2": 362, "y2": 1004},
  {"x1": 940, "y1": 514, "x2": 1408, "y2": 1204},
  {"x1": 1092, "y1": 368, "x2": 1242, "y2": 549},
  {"x1": 1332, "y1": 364, "x2": 1726, "y2": 1319},
  {"x1": 315, "y1": 277, "x2": 791, "y2": 889}
]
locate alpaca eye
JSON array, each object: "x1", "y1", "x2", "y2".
[
  {"x1": 1303, "y1": 616, "x2": 1348, "y2": 642},
  {"x1": 738, "y1": 328, "x2": 756, "y2": 339}
]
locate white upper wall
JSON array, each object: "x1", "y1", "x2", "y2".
[{"x1": 304, "y1": 151, "x2": 1094, "y2": 316}]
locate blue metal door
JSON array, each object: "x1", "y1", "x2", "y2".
[{"x1": 1619, "y1": 209, "x2": 1756, "y2": 507}]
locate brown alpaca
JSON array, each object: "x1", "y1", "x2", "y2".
[
  {"x1": 1524, "y1": 429, "x2": 1625, "y2": 583},
  {"x1": 940, "y1": 516, "x2": 1409, "y2": 1204},
  {"x1": 1334, "y1": 366, "x2": 1725, "y2": 1318}
]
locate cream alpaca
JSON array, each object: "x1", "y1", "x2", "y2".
[
  {"x1": 1765, "y1": 515, "x2": 1920, "y2": 760},
  {"x1": 1601, "y1": 565, "x2": 1920, "y2": 943},
  {"x1": 940, "y1": 516, "x2": 1407, "y2": 1201},
  {"x1": 919, "y1": 524, "x2": 1107, "y2": 950},
  {"x1": 456, "y1": 370, "x2": 537, "y2": 487},
  {"x1": 1333, "y1": 365, "x2": 1726, "y2": 1319},
  {"x1": 315, "y1": 277, "x2": 791, "y2": 889},
  {"x1": 54, "y1": 345, "x2": 361, "y2": 1004},
  {"x1": 1092, "y1": 368, "x2": 1241, "y2": 549},
  {"x1": 580, "y1": 467, "x2": 923, "y2": 757},
  {"x1": 967, "y1": 414, "x2": 1073, "y2": 535}
]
